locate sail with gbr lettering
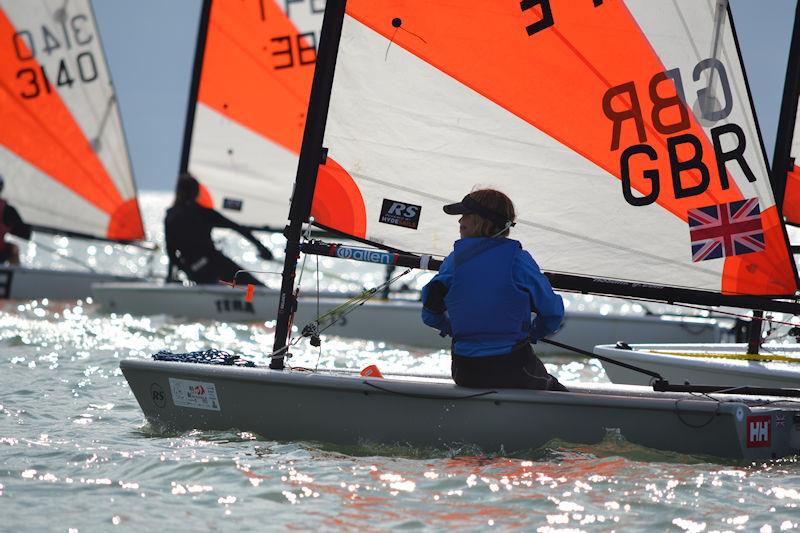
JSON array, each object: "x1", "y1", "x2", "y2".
[
  {"x1": 298, "y1": 0, "x2": 798, "y2": 303},
  {"x1": 181, "y1": 0, "x2": 324, "y2": 229},
  {"x1": 0, "y1": 0, "x2": 144, "y2": 241}
]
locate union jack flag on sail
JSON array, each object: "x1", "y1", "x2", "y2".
[{"x1": 688, "y1": 198, "x2": 765, "y2": 262}]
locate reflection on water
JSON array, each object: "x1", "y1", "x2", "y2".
[{"x1": 0, "y1": 192, "x2": 799, "y2": 530}]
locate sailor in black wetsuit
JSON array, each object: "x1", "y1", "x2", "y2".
[
  {"x1": 0, "y1": 175, "x2": 32, "y2": 265},
  {"x1": 164, "y1": 174, "x2": 273, "y2": 286}
]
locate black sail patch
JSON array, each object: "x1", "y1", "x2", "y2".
[
  {"x1": 223, "y1": 198, "x2": 243, "y2": 211},
  {"x1": 378, "y1": 199, "x2": 422, "y2": 229}
]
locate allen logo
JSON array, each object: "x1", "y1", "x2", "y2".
[
  {"x1": 334, "y1": 246, "x2": 395, "y2": 265},
  {"x1": 746, "y1": 415, "x2": 771, "y2": 448},
  {"x1": 379, "y1": 198, "x2": 422, "y2": 229}
]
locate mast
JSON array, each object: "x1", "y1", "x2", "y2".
[
  {"x1": 178, "y1": 0, "x2": 212, "y2": 178},
  {"x1": 728, "y1": 1, "x2": 800, "y2": 353},
  {"x1": 745, "y1": 1, "x2": 800, "y2": 353},
  {"x1": 772, "y1": 1, "x2": 800, "y2": 214},
  {"x1": 271, "y1": 0, "x2": 347, "y2": 369}
]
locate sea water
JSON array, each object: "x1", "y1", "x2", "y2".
[{"x1": 1, "y1": 192, "x2": 798, "y2": 531}]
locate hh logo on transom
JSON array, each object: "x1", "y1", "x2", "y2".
[{"x1": 746, "y1": 415, "x2": 771, "y2": 448}]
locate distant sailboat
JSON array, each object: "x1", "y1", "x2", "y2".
[
  {"x1": 0, "y1": 0, "x2": 148, "y2": 299},
  {"x1": 92, "y1": 0, "x2": 723, "y2": 353},
  {"x1": 122, "y1": 0, "x2": 800, "y2": 460}
]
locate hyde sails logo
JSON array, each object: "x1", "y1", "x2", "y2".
[
  {"x1": 379, "y1": 199, "x2": 422, "y2": 229},
  {"x1": 746, "y1": 415, "x2": 771, "y2": 448}
]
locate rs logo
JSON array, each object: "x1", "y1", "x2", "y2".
[{"x1": 387, "y1": 202, "x2": 419, "y2": 218}]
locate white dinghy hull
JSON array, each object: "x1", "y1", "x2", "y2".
[
  {"x1": 0, "y1": 266, "x2": 141, "y2": 301},
  {"x1": 121, "y1": 359, "x2": 800, "y2": 461},
  {"x1": 595, "y1": 343, "x2": 800, "y2": 388},
  {"x1": 93, "y1": 281, "x2": 725, "y2": 353}
]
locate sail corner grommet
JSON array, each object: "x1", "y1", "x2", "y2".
[{"x1": 392, "y1": 17, "x2": 402, "y2": 28}]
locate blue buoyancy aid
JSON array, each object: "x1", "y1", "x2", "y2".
[{"x1": 444, "y1": 238, "x2": 530, "y2": 346}]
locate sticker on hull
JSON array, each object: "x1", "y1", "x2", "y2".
[
  {"x1": 169, "y1": 378, "x2": 221, "y2": 411},
  {"x1": 746, "y1": 415, "x2": 771, "y2": 448}
]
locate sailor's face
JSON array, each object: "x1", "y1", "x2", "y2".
[{"x1": 459, "y1": 214, "x2": 480, "y2": 238}]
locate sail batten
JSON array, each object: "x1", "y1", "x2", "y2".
[{"x1": 294, "y1": 0, "x2": 798, "y2": 302}]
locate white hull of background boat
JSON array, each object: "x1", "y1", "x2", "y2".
[
  {"x1": 92, "y1": 281, "x2": 726, "y2": 353},
  {"x1": 595, "y1": 343, "x2": 800, "y2": 388},
  {"x1": 121, "y1": 358, "x2": 800, "y2": 460},
  {"x1": 0, "y1": 266, "x2": 141, "y2": 301}
]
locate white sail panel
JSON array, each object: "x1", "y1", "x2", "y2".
[
  {"x1": 314, "y1": 0, "x2": 796, "y2": 297},
  {"x1": 188, "y1": 103, "x2": 296, "y2": 228},
  {"x1": 322, "y1": 15, "x2": 725, "y2": 291},
  {"x1": 185, "y1": 0, "x2": 322, "y2": 229},
  {"x1": 0, "y1": 145, "x2": 110, "y2": 235},
  {"x1": 627, "y1": 1, "x2": 773, "y2": 209},
  {"x1": 0, "y1": 0, "x2": 143, "y2": 240}
]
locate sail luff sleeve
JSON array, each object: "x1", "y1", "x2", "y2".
[
  {"x1": 771, "y1": 1, "x2": 800, "y2": 214},
  {"x1": 178, "y1": 0, "x2": 212, "y2": 178},
  {"x1": 271, "y1": 0, "x2": 348, "y2": 365}
]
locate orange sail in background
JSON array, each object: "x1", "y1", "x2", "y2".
[
  {"x1": 185, "y1": 0, "x2": 357, "y2": 231},
  {"x1": 0, "y1": 0, "x2": 144, "y2": 241}
]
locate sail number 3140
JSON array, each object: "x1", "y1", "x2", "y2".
[{"x1": 11, "y1": 13, "x2": 98, "y2": 100}]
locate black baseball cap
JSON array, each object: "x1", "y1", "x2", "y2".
[{"x1": 443, "y1": 194, "x2": 514, "y2": 228}]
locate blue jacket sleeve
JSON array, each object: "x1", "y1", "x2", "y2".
[
  {"x1": 513, "y1": 250, "x2": 564, "y2": 341},
  {"x1": 420, "y1": 253, "x2": 454, "y2": 337}
]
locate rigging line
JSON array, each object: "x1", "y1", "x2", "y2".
[
  {"x1": 385, "y1": 17, "x2": 429, "y2": 61},
  {"x1": 673, "y1": 396, "x2": 720, "y2": 429},
  {"x1": 362, "y1": 380, "x2": 497, "y2": 401},
  {"x1": 573, "y1": 291, "x2": 797, "y2": 326},
  {"x1": 312, "y1": 269, "x2": 412, "y2": 335},
  {"x1": 90, "y1": 94, "x2": 116, "y2": 152},
  {"x1": 314, "y1": 254, "x2": 322, "y2": 372},
  {"x1": 384, "y1": 26, "x2": 399, "y2": 61},
  {"x1": 653, "y1": 301, "x2": 796, "y2": 327},
  {"x1": 539, "y1": 338, "x2": 664, "y2": 381}
]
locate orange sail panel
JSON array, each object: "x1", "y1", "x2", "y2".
[
  {"x1": 185, "y1": 0, "x2": 323, "y2": 229},
  {"x1": 784, "y1": 165, "x2": 800, "y2": 225},
  {"x1": 0, "y1": 1, "x2": 144, "y2": 240}
]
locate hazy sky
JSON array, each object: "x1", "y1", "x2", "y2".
[{"x1": 92, "y1": 0, "x2": 798, "y2": 192}]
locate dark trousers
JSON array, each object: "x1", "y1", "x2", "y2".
[
  {"x1": 185, "y1": 252, "x2": 264, "y2": 287},
  {"x1": 451, "y1": 342, "x2": 568, "y2": 391}
]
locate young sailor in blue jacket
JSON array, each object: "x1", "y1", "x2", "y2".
[{"x1": 421, "y1": 189, "x2": 568, "y2": 392}]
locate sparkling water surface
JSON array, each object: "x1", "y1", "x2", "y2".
[{"x1": 1, "y1": 192, "x2": 799, "y2": 531}]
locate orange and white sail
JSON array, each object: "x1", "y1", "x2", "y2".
[
  {"x1": 182, "y1": 0, "x2": 323, "y2": 228},
  {"x1": 0, "y1": 0, "x2": 144, "y2": 241},
  {"x1": 780, "y1": 3, "x2": 800, "y2": 228},
  {"x1": 304, "y1": 0, "x2": 798, "y2": 299}
]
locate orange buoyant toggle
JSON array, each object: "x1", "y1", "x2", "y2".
[
  {"x1": 245, "y1": 284, "x2": 255, "y2": 302},
  {"x1": 360, "y1": 364, "x2": 383, "y2": 379}
]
